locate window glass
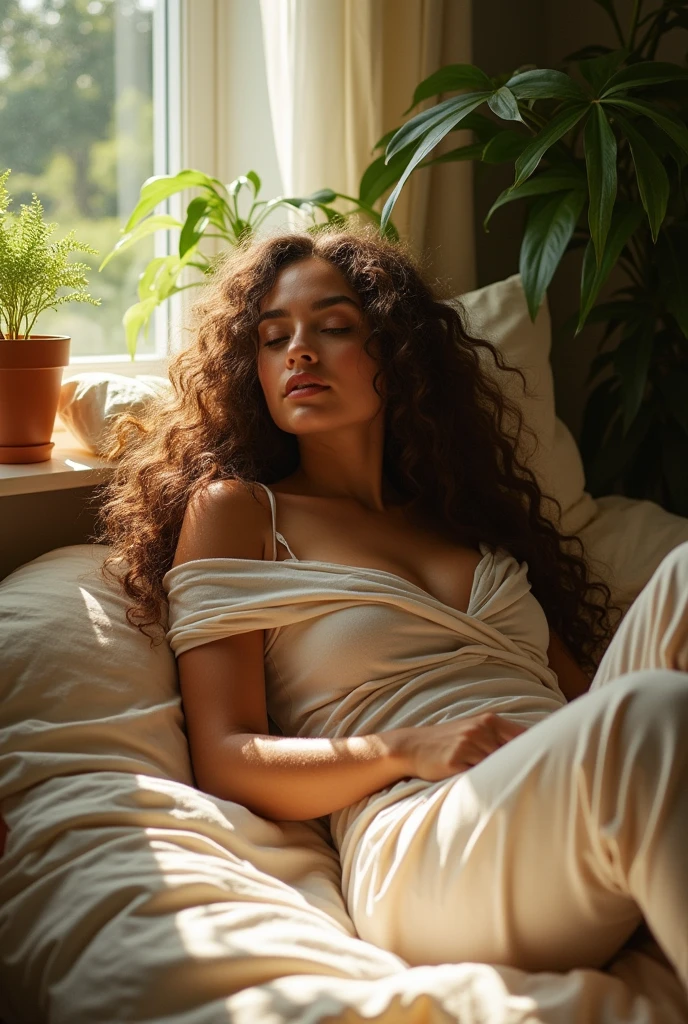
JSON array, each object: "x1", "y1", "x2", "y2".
[{"x1": 0, "y1": 0, "x2": 159, "y2": 357}]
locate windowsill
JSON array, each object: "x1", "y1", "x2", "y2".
[
  {"x1": 65, "y1": 354, "x2": 169, "y2": 379},
  {"x1": 0, "y1": 354, "x2": 172, "y2": 497},
  {"x1": 0, "y1": 422, "x2": 115, "y2": 497}
]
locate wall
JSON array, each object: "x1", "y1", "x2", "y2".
[{"x1": 0, "y1": 486, "x2": 104, "y2": 581}]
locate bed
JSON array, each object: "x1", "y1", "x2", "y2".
[{"x1": 2, "y1": 274, "x2": 688, "y2": 1023}]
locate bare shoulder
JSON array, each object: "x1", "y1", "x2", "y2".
[{"x1": 172, "y1": 478, "x2": 271, "y2": 568}]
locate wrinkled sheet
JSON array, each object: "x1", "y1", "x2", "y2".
[
  {"x1": 2, "y1": 494, "x2": 688, "y2": 1023},
  {"x1": 2, "y1": 770, "x2": 687, "y2": 1024}
]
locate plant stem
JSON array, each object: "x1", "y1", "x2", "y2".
[
  {"x1": 633, "y1": 9, "x2": 661, "y2": 56},
  {"x1": 646, "y1": 8, "x2": 669, "y2": 59},
  {"x1": 519, "y1": 106, "x2": 548, "y2": 133},
  {"x1": 605, "y1": 0, "x2": 627, "y2": 47},
  {"x1": 627, "y1": 0, "x2": 644, "y2": 49}
]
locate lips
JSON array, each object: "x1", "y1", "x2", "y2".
[{"x1": 285, "y1": 373, "x2": 330, "y2": 395}]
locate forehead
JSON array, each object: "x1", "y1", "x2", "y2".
[{"x1": 259, "y1": 257, "x2": 356, "y2": 308}]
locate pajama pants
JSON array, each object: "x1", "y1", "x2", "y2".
[{"x1": 347, "y1": 540, "x2": 688, "y2": 993}]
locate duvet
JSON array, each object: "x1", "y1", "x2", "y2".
[{"x1": 1, "y1": 509, "x2": 688, "y2": 1023}]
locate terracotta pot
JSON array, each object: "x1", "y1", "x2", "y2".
[{"x1": 0, "y1": 335, "x2": 71, "y2": 464}]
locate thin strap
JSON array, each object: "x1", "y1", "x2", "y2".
[{"x1": 257, "y1": 482, "x2": 298, "y2": 561}]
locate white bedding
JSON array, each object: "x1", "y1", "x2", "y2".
[{"x1": 2, "y1": 496, "x2": 688, "y2": 1023}]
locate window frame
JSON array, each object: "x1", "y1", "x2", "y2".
[{"x1": 64, "y1": 0, "x2": 183, "y2": 380}]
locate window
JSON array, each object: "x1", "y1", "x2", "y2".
[{"x1": 0, "y1": 0, "x2": 179, "y2": 372}]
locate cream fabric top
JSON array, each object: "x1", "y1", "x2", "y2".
[{"x1": 163, "y1": 483, "x2": 567, "y2": 855}]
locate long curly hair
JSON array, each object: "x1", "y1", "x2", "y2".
[{"x1": 93, "y1": 223, "x2": 620, "y2": 675}]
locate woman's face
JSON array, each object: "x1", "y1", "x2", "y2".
[{"x1": 256, "y1": 257, "x2": 382, "y2": 435}]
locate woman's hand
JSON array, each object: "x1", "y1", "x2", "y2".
[{"x1": 388, "y1": 713, "x2": 529, "y2": 782}]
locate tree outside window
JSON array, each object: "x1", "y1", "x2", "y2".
[{"x1": 0, "y1": 0, "x2": 158, "y2": 357}]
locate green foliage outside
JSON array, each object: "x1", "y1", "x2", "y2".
[
  {"x1": 0, "y1": 0, "x2": 155, "y2": 355},
  {"x1": 0, "y1": 169, "x2": 100, "y2": 338}
]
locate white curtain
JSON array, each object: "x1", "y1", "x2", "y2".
[{"x1": 258, "y1": 0, "x2": 476, "y2": 294}]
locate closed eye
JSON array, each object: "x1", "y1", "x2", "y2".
[{"x1": 263, "y1": 327, "x2": 351, "y2": 347}]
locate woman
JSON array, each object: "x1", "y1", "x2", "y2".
[{"x1": 96, "y1": 225, "x2": 688, "y2": 992}]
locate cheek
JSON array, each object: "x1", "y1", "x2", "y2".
[{"x1": 257, "y1": 354, "x2": 276, "y2": 398}]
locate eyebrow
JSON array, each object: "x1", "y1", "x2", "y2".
[{"x1": 257, "y1": 295, "x2": 360, "y2": 326}]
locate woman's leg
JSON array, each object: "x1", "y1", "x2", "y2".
[
  {"x1": 590, "y1": 539, "x2": 688, "y2": 689},
  {"x1": 347, "y1": 544, "x2": 688, "y2": 985}
]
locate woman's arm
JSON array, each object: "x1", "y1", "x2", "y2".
[{"x1": 547, "y1": 629, "x2": 593, "y2": 702}]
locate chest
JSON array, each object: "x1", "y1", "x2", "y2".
[{"x1": 271, "y1": 497, "x2": 484, "y2": 617}]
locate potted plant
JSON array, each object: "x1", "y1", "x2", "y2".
[
  {"x1": 100, "y1": 169, "x2": 398, "y2": 358},
  {"x1": 0, "y1": 169, "x2": 100, "y2": 464},
  {"x1": 360, "y1": 0, "x2": 688, "y2": 518}
]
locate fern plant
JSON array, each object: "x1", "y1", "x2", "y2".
[{"x1": 0, "y1": 169, "x2": 100, "y2": 341}]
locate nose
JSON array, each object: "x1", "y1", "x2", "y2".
[{"x1": 285, "y1": 324, "x2": 317, "y2": 365}]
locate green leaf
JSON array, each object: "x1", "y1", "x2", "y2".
[
  {"x1": 387, "y1": 91, "x2": 491, "y2": 160},
  {"x1": 459, "y1": 111, "x2": 505, "y2": 141},
  {"x1": 136, "y1": 256, "x2": 169, "y2": 302},
  {"x1": 578, "y1": 49, "x2": 627, "y2": 94},
  {"x1": 246, "y1": 170, "x2": 261, "y2": 196},
  {"x1": 405, "y1": 63, "x2": 493, "y2": 112},
  {"x1": 613, "y1": 113, "x2": 668, "y2": 241},
  {"x1": 513, "y1": 104, "x2": 588, "y2": 187},
  {"x1": 519, "y1": 189, "x2": 587, "y2": 321},
  {"x1": 577, "y1": 202, "x2": 645, "y2": 333},
  {"x1": 564, "y1": 44, "x2": 615, "y2": 63},
  {"x1": 123, "y1": 296, "x2": 159, "y2": 360},
  {"x1": 99, "y1": 214, "x2": 181, "y2": 271},
  {"x1": 484, "y1": 168, "x2": 586, "y2": 228},
  {"x1": 601, "y1": 61, "x2": 688, "y2": 97},
  {"x1": 381, "y1": 93, "x2": 492, "y2": 231},
  {"x1": 505, "y1": 69, "x2": 588, "y2": 101},
  {"x1": 584, "y1": 103, "x2": 617, "y2": 264},
  {"x1": 481, "y1": 130, "x2": 530, "y2": 164},
  {"x1": 124, "y1": 170, "x2": 227, "y2": 233},
  {"x1": 367, "y1": 114, "x2": 499, "y2": 193},
  {"x1": 487, "y1": 86, "x2": 523, "y2": 123},
  {"x1": 560, "y1": 297, "x2": 638, "y2": 339},
  {"x1": 612, "y1": 324, "x2": 654, "y2": 433},
  {"x1": 373, "y1": 128, "x2": 399, "y2": 153},
  {"x1": 607, "y1": 98, "x2": 688, "y2": 156},
  {"x1": 420, "y1": 141, "x2": 487, "y2": 168},
  {"x1": 179, "y1": 196, "x2": 211, "y2": 258},
  {"x1": 304, "y1": 188, "x2": 338, "y2": 204},
  {"x1": 359, "y1": 148, "x2": 412, "y2": 205}
]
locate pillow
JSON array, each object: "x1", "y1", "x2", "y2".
[
  {"x1": 0, "y1": 544, "x2": 192, "y2": 810},
  {"x1": 57, "y1": 372, "x2": 172, "y2": 455},
  {"x1": 454, "y1": 274, "x2": 597, "y2": 537},
  {"x1": 578, "y1": 493, "x2": 688, "y2": 612}
]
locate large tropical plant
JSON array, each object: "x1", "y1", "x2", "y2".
[
  {"x1": 100, "y1": 169, "x2": 398, "y2": 358},
  {"x1": 362, "y1": 0, "x2": 688, "y2": 517}
]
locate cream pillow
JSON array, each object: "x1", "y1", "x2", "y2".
[
  {"x1": 453, "y1": 274, "x2": 597, "y2": 537},
  {"x1": 0, "y1": 545, "x2": 192, "y2": 805},
  {"x1": 57, "y1": 372, "x2": 172, "y2": 455}
]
